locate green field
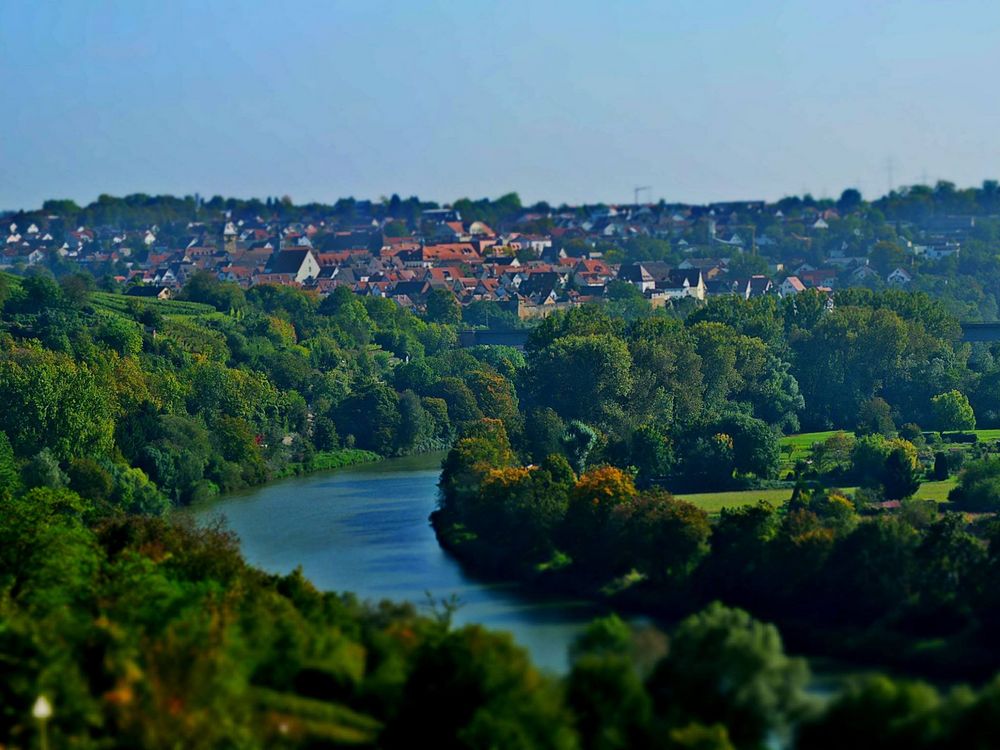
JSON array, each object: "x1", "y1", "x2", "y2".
[
  {"x1": 913, "y1": 478, "x2": 958, "y2": 502},
  {"x1": 676, "y1": 487, "x2": 795, "y2": 513},
  {"x1": 778, "y1": 428, "x2": 1000, "y2": 475},
  {"x1": 778, "y1": 430, "x2": 842, "y2": 471},
  {"x1": 89, "y1": 290, "x2": 221, "y2": 319},
  {"x1": 678, "y1": 478, "x2": 958, "y2": 514},
  {"x1": 0, "y1": 271, "x2": 21, "y2": 289}
]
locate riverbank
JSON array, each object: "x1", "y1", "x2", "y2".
[
  {"x1": 271, "y1": 447, "x2": 382, "y2": 479},
  {"x1": 431, "y1": 508, "x2": 997, "y2": 685}
]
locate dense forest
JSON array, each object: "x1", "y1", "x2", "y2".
[
  {"x1": 7, "y1": 264, "x2": 1000, "y2": 746},
  {"x1": 434, "y1": 290, "x2": 1000, "y2": 678}
]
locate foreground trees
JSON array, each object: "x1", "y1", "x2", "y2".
[{"x1": 14, "y1": 470, "x2": 989, "y2": 750}]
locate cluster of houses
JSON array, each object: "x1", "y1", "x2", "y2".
[{"x1": 1, "y1": 198, "x2": 968, "y2": 318}]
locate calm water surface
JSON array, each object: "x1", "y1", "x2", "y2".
[{"x1": 192, "y1": 453, "x2": 607, "y2": 672}]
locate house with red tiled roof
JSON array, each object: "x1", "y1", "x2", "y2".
[
  {"x1": 398, "y1": 243, "x2": 483, "y2": 268},
  {"x1": 799, "y1": 269, "x2": 838, "y2": 288},
  {"x1": 778, "y1": 276, "x2": 806, "y2": 297}
]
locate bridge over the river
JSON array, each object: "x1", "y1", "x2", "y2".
[
  {"x1": 457, "y1": 329, "x2": 531, "y2": 349},
  {"x1": 961, "y1": 323, "x2": 1000, "y2": 342}
]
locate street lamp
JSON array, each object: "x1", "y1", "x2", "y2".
[{"x1": 32, "y1": 695, "x2": 52, "y2": 750}]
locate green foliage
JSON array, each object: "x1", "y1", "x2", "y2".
[
  {"x1": 526, "y1": 334, "x2": 633, "y2": 426},
  {"x1": 856, "y1": 396, "x2": 896, "y2": 437},
  {"x1": 0, "y1": 347, "x2": 116, "y2": 460},
  {"x1": 567, "y1": 624, "x2": 652, "y2": 750},
  {"x1": 561, "y1": 420, "x2": 598, "y2": 475},
  {"x1": 178, "y1": 269, "x2": 247, "y2": 312},
  {"x1": 65, "y1": 458, "x2": 114, "y2": 501},
  {"x1": 21, "y1": 448, "x2": 67, "y2": 489},
  {"x1": 950, "y1": 457, "x2": 1000, "y2": 511},
  {"x1": 882, "y1": 445, "x2": 922, "y2": 500},
  {"x1": 386, "y1": 624, "x2": 576, "y2": 750},
  {"x1": 648, "y1": 603, "x2": 810, "y2": 749},
  {"x1": 425, "y1": 288, "x2": 462, "y2": 325},
  {"x1": 440, "y1": 418, "x2": 516, "y2": 515},
  {"x1": 335, "y1": 380, "x2": 399, "y2": 455},
  {"x1": 613, "y1": 491, "x2": 711, "y2": 582},
  {"x1": 931, "y1": 389, "x2": 976, "y2": 432},
  {"x1": 0, "y1": 431, "x2": 18, "y2": 500}
]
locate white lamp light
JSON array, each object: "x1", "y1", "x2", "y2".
[{"x1": 32, "y1": 695, "x2": 52, "y2": 721}]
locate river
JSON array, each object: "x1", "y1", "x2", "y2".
[
  {"x1": 192, "y1": 452, "x2": 610, "y2": 672},
  {"x1": 191, "y1": 453, "x2": 874, "y2": 696}
]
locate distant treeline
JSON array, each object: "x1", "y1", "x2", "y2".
[{"x1": 11, "y1": 179, "x2": 1000, "y2": 229}]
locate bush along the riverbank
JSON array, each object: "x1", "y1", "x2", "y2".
[
  {"x1": 271, "y1": 447, "x2": 382, "y2": 479},
  {"x1": 435, "y1": 418, "x2": 1000, "y2": 682}
]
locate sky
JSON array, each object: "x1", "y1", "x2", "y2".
[{"x1": 2, "y1": 0, "x2": 999, "y2": 210}]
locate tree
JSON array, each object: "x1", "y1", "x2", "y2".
[
  {"x1": 396, "y1": 389, "x2": 432, "y2": 453},
  {"x1": 869, "y1": 240, "x2": 906, "y2": 275},
  {"x1": 561, "y1": 421, "x2": 598, "y2": 475},
  {"x1": 525, "y1": 407, "x2": 565, "y2": 463},
  {"x1": 526, "y1": 334, "x2": 633, "y2": 426},
  {"x1": 66, "y1": 458, "x2": 114, "y2": 502},
  {"x1": 58, "y1": 272, "x2": 94, "y2": 308},
  {"x1": 792, "y1": 306, "x2": 908, "y2": 429},
  {"x1": 335, "y1": 380, "x2": 400, "y2": 455},
  {"x1": 856, "y1": 396, "x2": 895, "y2": 437},
  {"x1": 613, "y1": 491, "x2": 710, "y2": 582},
  {"x1": 179, "y1": 270, "x2": 246, "y2": 312},
  {"x1": 826, "y1": 518, "x2": 921, "y2": 620},
  {"x1": 421, "y1": 396, "x2": 451, "y2": 439},
  {"x1": 440, "y1": 419, "x2": 515, "y2": 514},
  {"x1": 677, "y1": 432, "x2": 736, "y2": 491},
  {"x1": 425, "y1": 288, "x2": 461, "y2": 325},
  {"x1": 312, "y1": 415, "x2": 339, "y2": 451},
  {"x1": 567, "y1": 617, "x2": 653, "y2": 750},
  {"x1": 797, "y1": 675, "x2": 942, "y2": 750},
  {"x1": 630, "y1": 424, "x2": 675, "y2": 487},
  {"x1": 563, "y1": 466, "x2": 637, "y2": 564},
  {"x1": 915, "y1": 513, "x2": 985, "y2": 614},
  {"x1": 647, "y1": 603, "x2": 809, "y2": 749},
  {"x1": 882, "y1": 445, "x2": 921, "y2": 500},
  {"x1": 21, "y1": 449, "x2": 67, "y2": 489},
  {"x1": 0, "y1": 431, "x2": 18, "y2": 500},
  {"x1": 385, "y1": 625, "x2": 576, "y2": 750},
  {"x1": 717, "y1": 414, "x2": 780, "y2": 479},
  {"x1": 465, "y1": 368, "x2": 520, "y2": 435},
  {"x1": 604, "y1": 280, "x2": 651, "y2": 322},
  {"x1": 689, "y1": 323, "x2": 742, "y2": 415},
  {"x1": 811, "y1": 432, "x2": 856, "y2": 477},
  {"x1": 931, "y1": 390, "x2": 976, "y2": 432},
  {"x1": 95, "y1": 316, "x2": 143, "y2": 357},
  {"x1": 475, "y1": 457, "x2": 574, "y2": 560},
  {"x1": 627, "y1": 317, "x2": 705, "y2": 427},
  {"x1": 526, "y1": 306, "x2": 623, "y2": 354},
  {"x1": 727, "y1": 252, "x2": 769, "y2": 278},
  {"x1": 0, "y1": 348, "x2": 116, "y2": 460},
  {"x1": 836, "y1": 188, "x2": 863, "y2": 214},
  {"x1": 949, "y1": 458, "x2": 1000, "y2": 511},
  {"x1": 428, "y1": 377, "x2": 481, "y2": 429},
  {"x1": 745, "y1": 355, "x2": 804, "y2": 433}
]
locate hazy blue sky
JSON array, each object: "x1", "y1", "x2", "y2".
[{"x1": 2, "y1": 0, "x2": 999, "y2": 210}]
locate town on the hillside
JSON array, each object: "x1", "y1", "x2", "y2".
[{"x1": 0, "y1": 186, "x2": 983, "y2": 319}]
